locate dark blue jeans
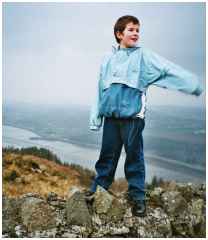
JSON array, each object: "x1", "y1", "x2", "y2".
[{"x1": 90, "y1": 117, "x2": 145, "y2": 200}]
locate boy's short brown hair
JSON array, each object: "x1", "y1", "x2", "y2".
[{"x1": 114, "y1": 15, "x2": 140, "y2": 43}]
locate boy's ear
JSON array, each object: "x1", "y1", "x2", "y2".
[{"x1": 116, "y1": 31, "x2": 123, "y2": 40}]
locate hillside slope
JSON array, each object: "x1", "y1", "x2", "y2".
[{"x1": 2, "y1": 150, "x2": 93, "y2": 199}]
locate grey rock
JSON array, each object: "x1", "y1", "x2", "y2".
[
  {"x1": 194, "y1": 183, "x2": 206, "y2": 200},
  {"x1": 189, "y1": 199, "x2": 206, "y2": 237},
  {"x1": 21, "y1": 196, "x2": 57, "y2": 232},
  {"x1": 161, "y1": 191, "x2": 187, "y2": 215},
  {"x1": 2, "y1": 233, "x2": 10, "y2": 238},
  {"x1": 191, "y1": 199, "x2": 205, "y2": 223},
  {"x1": 48, "y1": 200, "x2": 66, "y2": 209},
  {"x1": 67, "y1": 185, "x2": 83, "y2": 198},
  {"x1": 2, "y1": 182, "x2": 206, "y2": 238},
  {"x1": 27, "y1": 228, "x2": 57, "y2": 238},
  {"x1": 134, "y1": 207, "x2": 172, "y2": 238},
  {"x1": 137, "y1": 226, "x2": 146, "y2": 237},
  {"x1": 14, "y1": 225, "x2": 27, "y2": 237},
  {"x1": 47, "y1": 192, "x2": 66, "y2": 209},
  {"x1": 2, "y1": 196, "x2": 22, "y2": 234},
  {"x1": 91, "y1": 225, "x2": 130, "y2": 237},
  {"x1": 47, "y1": 191, "x2": 58, "y2": 201},
  {"x1": 123, "y1": 208, "x2": 134, "y2": 227},
  {"x1": 68, "y1": 225, "x2": 91, "y2": 238},
  {"x1": 93, "y1": 185, "x2": 114, "y2": 214},
  {"x1": 66, "y1": 191, "x2": 92, "y2": 227},
  {"x1": 149, "y1": 187, "x2": 164, "y2": 206},
  {"x1": 171, "y1": 214, "x2": 194, "y2": 237},
  {"x1": 92, "y1": 185, "x2": 125, "y2": 223},
  {"x1": 176, "y1": 182, "x2": 195, "y2": 201},
  {"x1": 109, "y1": 226, "x2": 130, "y2": 235},
  {"x1": 22, "y1": 192, "x2": 44, "y2": 199},
  {"x1": 165, "y1": 198, "x2": 205, "y2": 237},
  {"x1": 61, "y1": 232, "x2": 79, "y2": 238},
  {"x1": 92, "y1": 213, "x2": 102, "y2": 226}
]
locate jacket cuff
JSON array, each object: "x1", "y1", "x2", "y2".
[
  {"x1": 90, "y1": 125, "x2": 100, "y2": 131},
  {"x1": 192, "y1": 85, "x2": 203, "y2": 96}
]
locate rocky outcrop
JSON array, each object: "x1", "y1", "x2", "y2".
[
  {"x1": 92, "y1": 185, "x2": 126, "y2": 223},
  {"x1": 20, "y1": 195, "x2": 57, "y2": 232},
  {"x1": 2, "y1": 182, "x2": 206, "y2": 238},
  {"x1": 66, "y1": 189, "x2": 92, "y2": 227}
]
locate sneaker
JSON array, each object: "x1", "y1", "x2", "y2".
[
  {"x1": 125, "y1": 193, "x2": 134, "y2": 204},
  {"x1": 84, "y1": 190, "x2": 95, "y2": 202},
  {"x1": 131, "y1": 199, "x2": 146, "y2": 217}
]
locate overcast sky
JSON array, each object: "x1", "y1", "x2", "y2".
[{"x1": 3, "y1": 2, "x2": 206, "y2": 108}]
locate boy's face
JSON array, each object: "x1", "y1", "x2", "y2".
[{"x1": 116, "y1": 22, "x2": 140, "y2": 48}]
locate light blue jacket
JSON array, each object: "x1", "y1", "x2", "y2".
[{"x1": 90, "y1": 46, "x2": 203, "y2": 131}]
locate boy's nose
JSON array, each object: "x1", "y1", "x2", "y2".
[{"x1": 133, "y1": 33, "x2": 139, "y2": 38}]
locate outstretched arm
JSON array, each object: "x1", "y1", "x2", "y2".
[{"x1": 142, "y1": 48, "x2": 203, "y2": 96}]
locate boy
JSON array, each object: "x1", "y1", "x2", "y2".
[{"x1": 88, "y1": 15, "x2": 203, "y2": 217}]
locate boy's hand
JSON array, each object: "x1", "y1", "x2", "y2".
[
  {"x1": 90, "y1": 126, "x2": 100, "y2": 131},
  {"x1": 192, "y1": 85, "x2": 203, "y2": 96}
]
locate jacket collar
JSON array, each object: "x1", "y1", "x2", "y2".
[{"x1": 111, "y1": 44, "x2": 140, "y2": 54}]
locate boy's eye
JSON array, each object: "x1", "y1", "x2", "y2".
[{"x1": 128, "y1": 28, "x2": 139, "y2": 33}]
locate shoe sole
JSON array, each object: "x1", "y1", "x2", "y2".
[
  {"x1": 132, "y1": 211, "x2": 147, "y2": 217},
  {"x1": 85, "y1": 194, "x2": 95, "y2": 202}
]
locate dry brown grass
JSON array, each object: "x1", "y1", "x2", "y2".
[
  {"x1": 110, "y1": 178, "x2": 128, "y2": 193},
  {"x1": 2, "y1": 152, "x2": 83, "y2": 199}
]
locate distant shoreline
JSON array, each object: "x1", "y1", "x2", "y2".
[
  {"x1": 4, "y1": 124, "x2": 100, "y2": 150},
  {"x1": 3, "y1": 124, "x2": 205, "y2": 182},
  {"x1": 29, "y1": 136, "x2": 205, "y2": 173},
  {"x1": 29, "y1": 136, "x2": 99, "y2": 150}
]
